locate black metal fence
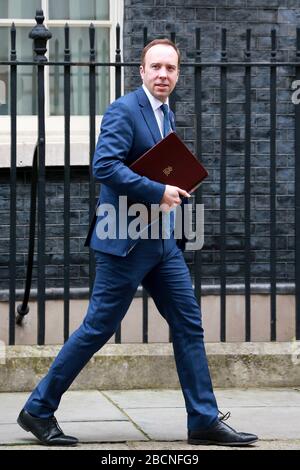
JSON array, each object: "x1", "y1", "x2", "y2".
[{"x1": 2, "y1": 9, "x2": 300, "y2": 345}]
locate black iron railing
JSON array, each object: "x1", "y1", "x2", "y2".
[{"x1": 1, "y1": 9, "x2": 300, "y2": 344}]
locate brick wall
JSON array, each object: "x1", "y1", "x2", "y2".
[
  {"x1": 1, "y1": 0, "x2": 298, "y2": 292},
  {"x1": 123, "y1": 0, "x2": 298, "y2": 285},
  {"x1": 0, "y1": 168, "x2": 97, "y2": 291}
]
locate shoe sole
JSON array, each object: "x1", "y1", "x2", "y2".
[
  {"x1": 17, "y1": 416, "x2": 78, "y2": 447},
  {"x1": 188, "y1": 438, "x2": 258, "y2": 446}
]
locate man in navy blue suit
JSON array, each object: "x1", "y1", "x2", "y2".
[{"x1": 17, "y1": 39, "x2": 258, "y2": 447}]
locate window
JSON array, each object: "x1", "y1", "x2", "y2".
[{"x1": 0, "y1": 0, "x2": 123, "y2": 166}]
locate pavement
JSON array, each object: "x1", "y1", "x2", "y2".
[{"x1": 0, "y1": 388, "x2": 300, "y2": 450}]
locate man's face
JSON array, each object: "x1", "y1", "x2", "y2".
[{"x1": 140, "y1": 44, "x2": 179, "y2": 102}]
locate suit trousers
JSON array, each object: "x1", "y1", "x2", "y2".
[{"x1": 24, "y1": 235, "x2": 218, "y2": 431}]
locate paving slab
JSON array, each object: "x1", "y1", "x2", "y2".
[
  {"x1": 112, "y1": 407, "x2": 187, "y2": 441},
  {"x1": 103, "y1": 389, "x2": 185, "y2": 409},
  {"x1": 215, "y1": 388, "x2": 300, "y2": 407},
  {"x1": 0, "y1": 421, "x2": 146, "y2": 445},
  {"x1": 104, "y1": 388, "x2": 300, "y2": 409},
  {"x1": 104, "y1": 389, "x2": 300, "y2": 441},
  {"x1": 0, "y1": 388, "x2": 299, "y2": 446},
  {"x1": 0, "y1": 390, "x2": 126, "y2": 424},
  {"x1": 0, "y1": 390, "x2": 146, "y2": 445}
]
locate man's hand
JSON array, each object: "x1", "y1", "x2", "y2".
[{"x1": 160, "y1": 185, "x2": 191, "y2": 212}]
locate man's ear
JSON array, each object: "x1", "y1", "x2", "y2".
[{"x1": 139, "y1": 65, "x2": 144, "y2": 77}]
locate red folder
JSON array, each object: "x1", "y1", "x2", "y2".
[{"x1": 129, "y1": 132, "x2": 208, "y2": 193}]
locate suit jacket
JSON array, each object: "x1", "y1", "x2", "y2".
[{"x1": 85, "y1": 86, "x2": 188, "y2": 257}]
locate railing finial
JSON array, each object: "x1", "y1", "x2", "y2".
[{"x1": 29, "y1": 9, "x2": 52, "y2": 63}]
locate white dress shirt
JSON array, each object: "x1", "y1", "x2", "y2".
[
  {"x1": 142, "y1": 84, "x2": 169, "y2": 138},
  {"x1": 142, "y1": 85, "x2": 176, "y2": 234}
]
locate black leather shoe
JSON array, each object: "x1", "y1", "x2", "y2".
[
  {"x1": 188, "y1": 419, "x2": 258, "y2": 447},
  {"x1": 17, "y1": 409, "x2": 78, "y2": 446}
]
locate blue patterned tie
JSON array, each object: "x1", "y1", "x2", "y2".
[
  {"x1": 160, "y1": 103, "x2": 172, "y2": 137},
  {"x1": 160, "y1": 103, "x2": 175, "y2": 236}
]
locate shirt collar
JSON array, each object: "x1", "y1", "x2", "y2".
[{"x1": 142, "y1": 84, "x2": 169, "y2": 112}]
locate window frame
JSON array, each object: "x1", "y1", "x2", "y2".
[{"x1": 0, "y1": 0, "x2": 124, "y2": 167}]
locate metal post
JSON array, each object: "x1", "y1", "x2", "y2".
[
  {"x1": 244, "y1": 29, "x2": 252, "y2": 341},
  {"x1": 29, "y1": 9, "x2": 52, "y2": 345},
  {"x1": 9, "y1": 23, "x2": 17, "y2": 343}
]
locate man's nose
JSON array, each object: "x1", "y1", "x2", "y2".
[{"x1": 159, "y1": 67, "x2": 167, "y2": 78}]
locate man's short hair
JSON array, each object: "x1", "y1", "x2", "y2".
[{"x1": 141, "y1": 38, "x2": 181, "y2": 67}]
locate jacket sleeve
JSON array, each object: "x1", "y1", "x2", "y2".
[{"x1": 93, "y1": 100, "x2": 166, "y2": 205}]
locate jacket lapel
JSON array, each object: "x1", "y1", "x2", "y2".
[
  {"x1": 135, "y1": 87, "x2": 162, "y2": 144},
  {"x1": 170, "y1": 110, "x2": 176, "y2": 132}
]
